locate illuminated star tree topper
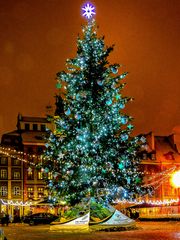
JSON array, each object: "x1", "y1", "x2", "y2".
[{"x1": 82, "y1": 3, "x2": 96, "y2": 20}]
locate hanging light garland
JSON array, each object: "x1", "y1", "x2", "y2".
[
  {"x1": 113, "y1": 198, "x2": 179, "y2": 206},
  {"x1": 0, "y1": 199, "x2": 32, "y2": 206},
  {"x1": 0, "y1": 146, "x2": 42, "y2": 166},
  {"x1": 0, "y1": 146, "x2": 38, "y2": 158},
  {"x1": 0, "y1": 147, "x2": 179, "y2": 202},
  {"x1": 144, "y1": 166, "x2": 177, "y2": 182},
  {"x1": 143, "y1": 166, "x2": 177, "y2": 188}
]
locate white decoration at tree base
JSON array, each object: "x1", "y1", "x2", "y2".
[
  {"x1": 50, "y1": 212, "x2": 90, "y2": 232},
  {"x1": 50, "y1": 209, "x2": 135, "y2": 232}
]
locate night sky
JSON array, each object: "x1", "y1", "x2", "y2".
[{"x1": 0, "y1": 0, "x2": 180, "y2": 137}]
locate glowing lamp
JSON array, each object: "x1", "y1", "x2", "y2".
[{"x1": 171, "y1": 171, "x2": 180, "y2": 188}]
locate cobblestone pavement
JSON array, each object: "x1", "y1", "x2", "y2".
[{"x1": 1, "y1": 221, "x2": 180, "y2": 240}]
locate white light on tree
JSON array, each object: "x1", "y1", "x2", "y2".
[
  {"x1": 171, "y1": 171, "x2": 180, "y2": 188},
  {"x1": 82, "y1": 3, "x2": 95, "y2": 19}
]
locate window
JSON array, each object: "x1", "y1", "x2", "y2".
[
  {"x1": 13, "y1": 186, "x2": 20, "y2": 196},
  {"x1": 0, "y1": 157, "x2": 7, "y2": 165},
  {"x1": 37, "y1": 171, "x2": 43, "y2": 180},
  {"x1": 27, "y1": 187, "x2": 34, "y2": 198},
  {"x1": 27, "y1": 168, "x2": 34, "y2": 180},
  {"x1": 164, "y1": 151, "x2": 175, "y2": 160},
  {"x1": 41, "y1": 124, "x2": 46, "y2": 131},
  {"x1": 33, "y1": 124, "x2": 38, "y2": 131},
  {"x1": 48, "y1": 172, "x2": 53, "y2": 180},
  {"x1": 0, "y1": 186, "x2": 7, "y2": 196},
  {"x1": 37, "y1": 187, "x2": 44, "y2": 198},
  {"x1": 13, "y1": 159, "x2": 21, "y2": 166},
  {"x1": 25, "y1": 123, "x2": 30, "y2": 131},
  {"x1": 151, "y1": 152, "x2": 156, "y2": 160},
  {"x1": 13, "y1": 171, "x2": 21, "y2": 180},
  {"x1": 142, "y1": 153, "x2": 148, "y2": 160},
  {"x1": 0, "y1": 169, "x2": 7, "y2": 179}
]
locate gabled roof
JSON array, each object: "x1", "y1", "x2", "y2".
[
  {"x1": 1, "y1": 130, "x2": 47, "y2": 146},
  {"x1": 1, "y1": 130, "x2": 22, "y2": 148},
  {"x1": 155, "y1": 135, "x2": 180, "y2": 164}
]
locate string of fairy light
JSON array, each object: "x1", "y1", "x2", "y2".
[
  {"x1": 0, "y1": 146, "x2": 178, "y2": 182},
  {"x1": 0, "y1": 199, "x2": 32, "y2": 207},
  {"x1": 1, "y1": 146, "x2": 179, "y2": 208},
  {"x1": 0, "y1": 197, "x2": 179, "y2": 207},
  {"x1": 142, "y1": 166, "x2": 177, "y2": 188},
  {"x1": 0, "y1": 146, "x2": 179, "y2": 187},
  {"x1": 113, "y1": 198, "x2": 179, "y2": 206},
  {"x1": 0, "y1": 145, "x2": 179, "y2": 206},
  {"x1": 0, "y1": 146, "x2": 39, "y2": 167}
]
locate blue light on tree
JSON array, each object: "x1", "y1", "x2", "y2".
[{"x1": 65, "y1": 108, "x2": 71, "y2": 116}]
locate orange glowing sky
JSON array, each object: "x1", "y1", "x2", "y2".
[{"x1": 0, "y1": 0, "x2": 180, "y2": 137}]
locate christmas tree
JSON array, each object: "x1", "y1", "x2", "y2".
[{"x1": 42, "y1": 3, "x2": 146, "y2": 206}]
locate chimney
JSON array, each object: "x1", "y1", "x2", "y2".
[{"x1": 146, "y1": 131, "x2": 155, "y2": 151}]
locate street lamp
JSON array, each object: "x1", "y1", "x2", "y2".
[
  {"x1": 171, "y1": 170, "x2": 180, "y2": 215},
  {"x1": 171, "y1": 171, "x2": 180, "y2": 188}
]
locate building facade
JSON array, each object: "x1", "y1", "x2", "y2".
[
  {"x1": 137, "y1": 131, "x2": 180, "y2": 217},
  {"x1": 0, "y1": 150, "x2": 24, "y2": 221},
  {"x1": 0, "y1": 114, "x2": 52, "y2": 220}
]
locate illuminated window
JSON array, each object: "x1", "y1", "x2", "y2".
[
  {"x1": 27, "y1": 168, "x2": 34, "y2": 180},
  {"x1": 0, "y1": 169, "x2": 7, "y2": 179},
  {"x1": 13, "y1": 186, "x2": 20, "y2": 196},
  {"x1": 37, "y1": 187, "x2": 44, "y2": 198},
  {"x1": 0, "y1": 186, "x2": 7, "y2": 196},
  {"x1": 37, "y1": 171, "x2": 43, "y2": 180},
  {"x1": 13, "y1": 171, "x2": 21, "y2": 180},
  {"x1": 48, "y1": 172, "x2": 53, "y2": 180},
  {"x1": 27, "y1": 187, "x2": 34, "y2": 198}
]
